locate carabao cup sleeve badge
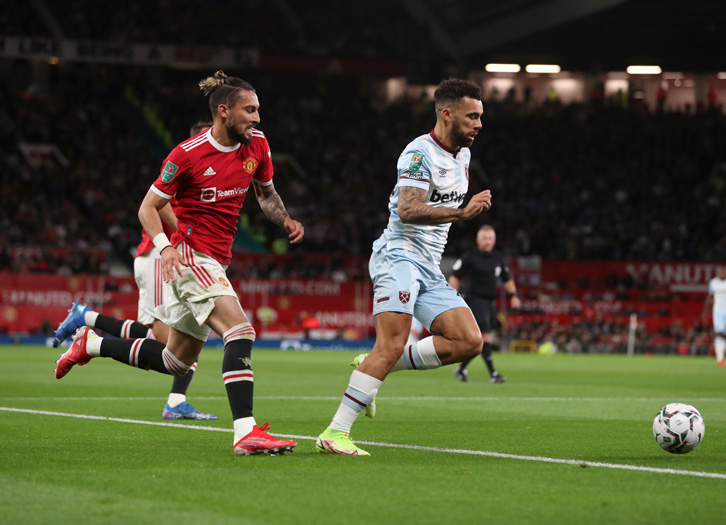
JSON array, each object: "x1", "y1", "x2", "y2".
[
  {"x1": 161, "y1": 161, "x2": 179, "y2": 183},
  {"x1": 408, "y1": 153, "x2": 424, "y2": 171}
]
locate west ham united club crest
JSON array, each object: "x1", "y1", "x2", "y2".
[{"x1": 399, "y1": 291, "x2": 411, "y2": 304}]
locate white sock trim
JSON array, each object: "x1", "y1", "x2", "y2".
[
  {"x1": 350, "y1": 369, "x2": 383, "y2": 394},
  {"x1": 233, "y1": 416, "x2": 257, "y2": 441},
  {"x1": 416, "y1": 336, "x2": 442, "y2": 368},
  {"x1": 161, "y1": 348, "x2": 191, "y2": 377},
  {"x1": 84, "y1": 311, "x2": 99, "y2": 328},
  {"x1": 167, "y1": 393, "x2": 186, "y2": 407},
  {"x1": 86, "y1": 332, "x2": 102, "y2": 356}
]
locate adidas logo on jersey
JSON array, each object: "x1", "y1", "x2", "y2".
[{"x1": 203, "y1": 167, "x2": 216, "y2": 176}]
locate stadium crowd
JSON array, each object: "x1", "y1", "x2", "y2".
[
  {"x1": 4, "y1": 65, "x2": 726, "y2": 274},
  {"x1": 3, "y1": 3, "x2": 724, "y2": 353},
  {"x1": 506, "y1": 317, "x2": 712, "y2": 355}
]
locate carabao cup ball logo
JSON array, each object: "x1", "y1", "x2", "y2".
[{"x1": 243, "y1": 157, "x2": 258, "y2": 174}]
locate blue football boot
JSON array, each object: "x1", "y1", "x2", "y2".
[
  {"x1": 53, "y1": 301, "x2": 91, "y2": 348},
  {"x1": 163, "y1": 402, "x2": 217, "y2": 420}
]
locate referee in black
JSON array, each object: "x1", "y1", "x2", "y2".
[{"x1": 448, "y1": 225, "x2": 521, "y2": 383}]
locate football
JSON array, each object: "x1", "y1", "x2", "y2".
[{"x1": 652, "y1": 403, "x2": 705, "y2": 454}]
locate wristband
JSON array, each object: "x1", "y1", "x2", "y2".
[
  {"x1": 507, "y1": 292, "x2": 518, "y2": 298},
  {"x1": 152, "y1": 233, "x2": 172, "y2": 254}
]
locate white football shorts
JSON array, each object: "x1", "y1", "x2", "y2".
[
  {"x1": 713, "y1": 309, "x2": 726, "y2": 334},
  {"x1": 134, "y1": 248, "x2": 169, "y2": 326},
  {"x1": 153, "y1": 241, "x2": 240, "y2": 342},
  {"x1": 369, "y1": 246, "x2": 468, "y2": 330}
]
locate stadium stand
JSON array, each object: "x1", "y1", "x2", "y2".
[{"x1": 2, "y1": 2, "x2": 724, "y2": 353}]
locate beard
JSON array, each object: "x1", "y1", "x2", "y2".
[
  {"x1": 227, "y1": 122, "x2": 253, "y2": 146},
  {"x1": 452, "y1": 124, "x2": 475, "y2": 148}
]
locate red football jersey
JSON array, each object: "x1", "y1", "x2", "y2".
[
  {"x1": 151, "y1": 128, "x2": 273, "y2": 265},
  {"x1": 135, "y1": 204, "x2": 176, "y2": 258}
]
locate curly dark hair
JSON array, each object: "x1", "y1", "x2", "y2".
[{"x1": 433, "y1": 78, "x2": 482, "y2": 113}]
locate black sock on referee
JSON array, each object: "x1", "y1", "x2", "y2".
[
  {"x1": 458, "y1": 357, "x2": 473, "y2": 370},
  {"x1": 481, "y1": 342, "x2": 497, "y2": 375}
]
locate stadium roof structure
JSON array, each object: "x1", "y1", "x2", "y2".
[{"x1": 410, "y1": 0, "x2": 726, "y2": 72}]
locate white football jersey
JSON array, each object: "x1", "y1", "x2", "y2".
[
  {"x1": 708, "y1": 277, "x2": 726, "y2": 311},
  {"x1": 373, "y1": 131, "x2": 470, "y2": 265}
]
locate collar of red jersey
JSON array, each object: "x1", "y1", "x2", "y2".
[{"x1": 207, "y1": 128, "x2": 241, "y2": 153}]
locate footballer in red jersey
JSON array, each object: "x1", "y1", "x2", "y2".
[
  {"x1": 150, "y1": 124, "x2": 273, "y2": 265},
  {"x1": 55, "y1": 71, "x2": 304, "y2": 456},
  {"x1": 53, "y1": 122, "x2": 217, "y2": 421}
]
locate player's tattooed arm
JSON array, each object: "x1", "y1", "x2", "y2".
[
  {"x1": 398, "y1": 186, "x2": 492, "y2": 224},
  {"x1": 253, "y1": 181, "x2": 304, "y2": 244},
  {"x1": 254, "y1": 181, "x2": 289, "y2": 227}
]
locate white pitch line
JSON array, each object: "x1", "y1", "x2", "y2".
[
  {"x1": 1, "y1": 406, "x2": 724, "y2": 480},
  {"x1": 4, "y1": 396, "x2": 726, "y2": 403}
]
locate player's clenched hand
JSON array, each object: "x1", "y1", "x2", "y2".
[
  {"x1": 160, "y1": 246, "x2": 186, "y2": 283},
  {"x1": 284, "y1": 217, "x2": 304, "y2": 244},
  {"x1": 460, "y1": 190, "x2": 492, "y2": 220}
]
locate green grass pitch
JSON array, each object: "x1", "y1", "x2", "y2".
[{"x1": 1, "y1": 345, "x2": 725, "y2": 524}]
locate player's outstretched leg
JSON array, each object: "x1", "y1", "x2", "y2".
[
  {"x1": 55, "y1": 327, "x2": 96, "y2": 379},
  {"x1": 350, "y1": 354, "x2": 376, "y2": 418},
  {"x1": 163, "y1": 363, "x2": 217, "y2": 420},
  {"x1": 54, "y1": 302, "x2": 153, "y2": 347},
  {"x1": 55, "y1": 328, "x2": 192, "y2": 379},
  {"x1": 53, "y1": 302, "x2": 91, "y2": 347}
]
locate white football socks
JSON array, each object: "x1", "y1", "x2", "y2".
[
  {"x1": 330, "y1": 370, "x2": 382, "y2": 433},
  {"x1": 167, "y1": 393, "x2": 186, "y2": 407},
  {"x1": 84, "y1": 311, "x2": 99, "y2": 328},
  {"x1": 715, "y1": 337, "x2": 725, "y2": 363},
  {"x1": 234, "y1": 416, "x2": 257, "y2": 442}
]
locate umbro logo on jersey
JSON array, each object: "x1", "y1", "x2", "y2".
[
  {"x1": 203, "y1": 167, "x2": 216, "y2": 176},
  {"x1": 439, "y1": 169, "x2": 447, "y2": 176}
]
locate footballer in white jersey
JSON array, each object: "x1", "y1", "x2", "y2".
[
  {"x1": 704, "y1": 265, "x2": 726, "y2": 366},
  {"x1": 374, "y1": 131, "x2": 471, "y2": 266},
  {"x1": 317, "y1": 78, "x2": 493, "y2": 457}
]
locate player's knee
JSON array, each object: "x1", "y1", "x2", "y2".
[
  {"x1": 460, "y1": 329, "x2": 483, "y2": 358},
  {"x1": 373, "y1": 339, "x2": 407, "y2": 367}
]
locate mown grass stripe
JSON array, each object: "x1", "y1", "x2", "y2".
[{"x1": 2, "y1": 406, "x2": 724, "y2": 480}]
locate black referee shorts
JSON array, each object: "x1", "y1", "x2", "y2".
[{"x1": 465, "y1": 296, "x2": 500, "y2": 333}]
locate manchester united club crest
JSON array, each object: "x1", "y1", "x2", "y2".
[
  {"x1": 242, "y1": 157, "x2": 258, "y2": 174},
  {"x1": 219, "y1": 277, "x2": 229, "y2": 287},
  {"x1": 399, "y1": 291, "x2": 411, "y2": 304}
]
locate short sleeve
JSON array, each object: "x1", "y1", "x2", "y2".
[
  {"x1": 253, "y1": 138, "x2": 274, "y2": 186},
  {"x1": 398, "y1": 150, "x2": 431, "y2": 191},
  {"x1": 153, "y1": 147, "x2": 191, "y2": 199}
]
